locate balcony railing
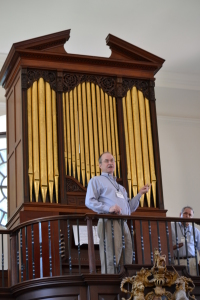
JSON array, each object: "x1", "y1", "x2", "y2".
[{"x1": 0, "y1": 214, "x2": 200, "y2": 287}]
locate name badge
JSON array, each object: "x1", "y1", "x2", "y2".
[
  {"x1": 116, "y1": 191, "x2": 124, "y2": 198},
  {"x1": 181, "y1": 236, "x2": 188, "y2": 243}
]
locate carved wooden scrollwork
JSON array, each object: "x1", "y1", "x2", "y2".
[
  {"x1": 24, "y1": 69, "x2": 57, "y2": 91},
  {"x1": 23, "y1": 68, "x2": 152, "y2": 99},
  {"x1": 121, "y1": 78, "x2": 149, "y2": 98},
  {"x1": 149, "y1": 80, "x2": 156, "y2": 101},
  {"x1": 63, "y1": 73, "x2": 116, "y2": 97},
  {"x1": 66, "y1": 177, "x2": 86, "y2": 192}
]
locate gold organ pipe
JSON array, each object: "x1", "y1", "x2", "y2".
[
  {"x1": 126, "y1": 90, "x2": 138, "y2": 197},
  {"x1": 145, "y1": 97, "x2": 156, "y2": 207},
  {"x1": 46, "y1": 82, "x2": 54, "y2": 203},
  {"x1": 32, "y1": 81, "x2": 40, "y2": 202},
  {"x1": 52, "y1": 89, "x2": 59, "y2": 203},
  {"x1": 96, "y1": 85, "x2": 103, "y2": 160},
  {"x1": 65, "y1": 92, "x2": 72, "y2": 176},
  {"x1": 113, "y1": 97, "x2": 120, "y2": 178},
  {"x1": 38, "y1": 78, "x2": 48, "y2": 203},
  {"x1": 82, "y1": 82, "x2": 90, "y2": 184},
  {"x1": 62, "y1": 93, "x2": 68, "y2": 175},
  {"x1": 27, "y1": 87, "x2": 33, "y2": 202},
  {"x1": 77, "y1": 84, "x2": 86, "y2": 186},
  {"x1": 91, "y1": 83, "x2": 100, "y2": 176},
  {"x1": 73, "y1": 87, "x2": 80, "y2": 182},
  {"x1": 122, "y1": 97, "x2": 132, "y2": 198},
  {"x1": 86, "y1": 82, "x2": 95, "y2": 178},
  {"x1": 138, "y1": 90, "x2": 151, "y2": 207},
  {"x1": 105, "y1": 93, "x2": 112, "y2": 153},
  {"x1": 109, "y1": 96, "x2": 116, "y2": 177},
  {"x1": 100, "y1": 89, "x2": 107, "y2": 152},
  {"x1": 131, "y1": 87, "x2": 145, "y2": 206},
  {"x1": 69, "y1": 90, "x2": 76, "y2": 178}
]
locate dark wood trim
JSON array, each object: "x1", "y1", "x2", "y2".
[
  {"x1": 149, "y1": 82, "x2": 164, "y2": 209},
  {"x1": 116, "y1": 77, "x2": 128, "y2": 190},
  {"x1": 21, "y1": 69, "x2": 29, "y2": 203}
]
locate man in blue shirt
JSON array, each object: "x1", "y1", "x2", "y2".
[
  {"x1": 171, "y1": 206, "x2": 200, "y2": 276},
  {"x1": 85, "y1": 152, "x2": 150, "y2": 274}
]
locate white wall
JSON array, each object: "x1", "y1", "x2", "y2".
[{"x1": 155, "y1": 77, "x2": 200, "y2": 217}]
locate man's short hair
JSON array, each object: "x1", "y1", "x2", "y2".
[
  {"x1": 98, "y1": 152, "x2": 112, "y2": 164},
  {"x1": 181, "y1": 206, "x2": 194, "y2": 215}
]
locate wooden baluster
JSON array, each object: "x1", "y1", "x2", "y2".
[
  {"x1": 130, "y1": 220, "x2": 135, "y2": 264},
  {"x1": 87, "y1": 217, "x2": 96, "y2": 273},
  {"x1": 165, "y1": 221, "x2": 171, "y2": 265},
  {"x1": 103, "y1": 218, "x2": 107, "y2": 274},
  {"x1": 48, "y1": 221, "x2": 52, "y2": 277},
  {"x1": 67, "y1": 219, "x2": 72, "y2": 274},
  {"x1": 31, "y1": 224, "x2": 35, "y2": 279},
  {"x1": 148, "y1": 221, "x2": 153, "y2": 265}
]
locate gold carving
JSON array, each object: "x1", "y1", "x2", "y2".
[{"x1": 121, "y1": 249, "x2": 196, "y2": 300}]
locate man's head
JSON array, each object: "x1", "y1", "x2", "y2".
[
  {"x1": 180, "y1": 206, "x2": 194, "y2": 227},
  {"x1": 99, "y1": 152, "x2": 115, "y2": 175}
]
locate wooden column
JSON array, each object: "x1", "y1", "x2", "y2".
[
  {"x1": 116, "y1": 77, "x2": 128, "y2": 191},
  {"x1": 149, "y1": 80, "x2": 164, "y2": 209},
  {"x1": 21, "y1": 69, "x2": 29, "y2": 203}
]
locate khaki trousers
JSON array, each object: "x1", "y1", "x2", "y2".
[
  {"x1": 97, "y1": 219, "x2": 132, "y2": 274},
  {"x1": 174, "y1": 257, "x2": 199, "y2": 276}
]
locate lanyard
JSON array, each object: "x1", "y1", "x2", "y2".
[
  {"x1": 179, "y1": 223, "x2": 190, "y2": 236},
  {"x1": 101, "y1": 175, "x2": 120, "y2": 192}
]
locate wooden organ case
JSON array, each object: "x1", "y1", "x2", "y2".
[{"x1": 0, "y1": 30, "x2": 168, "y2": 282}]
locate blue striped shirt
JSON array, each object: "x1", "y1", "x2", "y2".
[{"x1": 85, "y1": 172, "x2": 141, "y2": 215}]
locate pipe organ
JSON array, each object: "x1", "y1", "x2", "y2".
[
  {"x1": 0, "y1": 28, "x2": 165, "y2": 224},
  {"x1": 0, "y1": 29, "x2": 167, "y2": 286}
]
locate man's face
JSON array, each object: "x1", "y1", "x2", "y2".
[
  {"x1": 180, "y1": 208, "x2": 193, "y2": 227},
  {"x1": 99, "y1": 153, "x2": 115, "y2": 175}
]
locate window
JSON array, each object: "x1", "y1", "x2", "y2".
[{"x1": 0, "y1": 133, "x2": 7, "y2": 226}]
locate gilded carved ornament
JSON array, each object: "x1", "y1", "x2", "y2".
[{"x1": 120, "y1": 249, "x2": 196, "y2": 300}]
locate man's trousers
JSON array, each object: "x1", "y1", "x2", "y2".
[{"x1": 97, "y1": 219, "x2": 132, "y2": 274}]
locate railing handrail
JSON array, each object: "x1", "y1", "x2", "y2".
[{"x1": 2, "y1": 214, "x2": 200, "y2": 235}]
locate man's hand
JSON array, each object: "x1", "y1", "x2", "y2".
[
  {"x1": 139, "y1": 184, "x2": 151, "y2": 195},
  {"x1": 109, "y1": 204, "x2": 122, "y2": 214},
  {"x1": 173, "y1": 243, "x2": 183, "y2": 250}
]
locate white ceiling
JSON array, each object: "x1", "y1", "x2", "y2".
[{"x1": 0, "y1": 0, "x2": 200, "y2": 108}]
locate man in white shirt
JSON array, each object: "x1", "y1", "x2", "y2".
[{"x1": 171, "y1": 206, "x2": 200, "y2": 276}]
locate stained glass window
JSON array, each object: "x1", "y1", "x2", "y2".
[{"x1": 0, "y1": 134, "x2": 7, "y2": 227}]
